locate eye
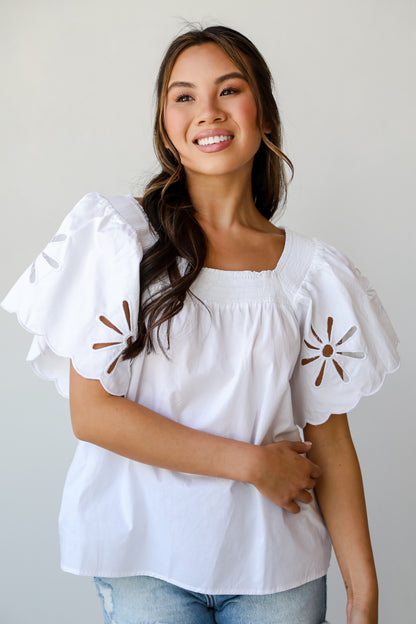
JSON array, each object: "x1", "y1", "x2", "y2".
[
  {"x1": 220, "y1": 87, "x2": 240, "y2": 96},
  {"x1": 175, "y1": 93, "x2": 194, "y2": 103}
]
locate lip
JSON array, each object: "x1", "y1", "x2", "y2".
[{"x1": 193, "y1": 128, "x2": 234, "y2": 153}]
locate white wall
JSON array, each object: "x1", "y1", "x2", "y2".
[{"x1": 1, "y1": 1, "x2": 414, "y2": 622}]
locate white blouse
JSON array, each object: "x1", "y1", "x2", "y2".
[{"x1": 1, "y1": 192, "x2": 399, "y2": 594}]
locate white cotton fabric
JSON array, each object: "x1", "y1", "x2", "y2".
[{"x1": 1, "y1": 192, "x2": 399, "y2": 594}]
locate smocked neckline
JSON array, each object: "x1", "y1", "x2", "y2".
[
  {"x1": 127, "y1": 195, "x2": 291, "y2": 280},
  {"x1": 200, "y1": 227, "x2": 290, "y2": 279}
]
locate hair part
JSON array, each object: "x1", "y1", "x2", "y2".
[{"x1": 123, "y1": 25, "x2": 294, "y2": 359}]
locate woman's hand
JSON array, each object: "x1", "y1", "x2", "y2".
[
  {"x1": 249, "y1": 440, "x2": 321, "y2": 513},
  {"x1": 347, "y1": 599, "x2": 378, "y2": 624}
]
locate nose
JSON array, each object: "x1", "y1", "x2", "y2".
[{"x1": 197, "y1": 96, "x2": 226, "y2": 125}]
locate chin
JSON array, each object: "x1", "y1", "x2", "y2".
[{"x1": 184, "y1": 159, "x2": 253, "y2": 178}]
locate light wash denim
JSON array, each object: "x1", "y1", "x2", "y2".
[{"x1": 94, "y1": 574, "x2": 328, "y2": 624}]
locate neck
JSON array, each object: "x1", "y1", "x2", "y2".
[{"x1": 185, "y1": 166, "x2": 263, "y2": 231}]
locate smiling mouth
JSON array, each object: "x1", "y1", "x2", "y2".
[{"x1": 194, "y1": 135, "x2": 233, "y2": 146}]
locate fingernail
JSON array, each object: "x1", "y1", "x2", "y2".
[{"x1": 304, "y1": 441, "x2": 312, "y2": 446}]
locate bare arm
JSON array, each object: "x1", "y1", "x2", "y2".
[
  {"x1": 305, "y1": 413, "x2": 378, "y2": 624},
  {"x1": 69, "y1": 363, "x2": 321, "y2": 512}
]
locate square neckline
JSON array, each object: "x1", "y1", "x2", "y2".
[
  {"x1": 199, "y1": 226, "x2": 291, "y2": 278},
  {"x1": 128, "y1": 194, "x2": 290, "y2": 278}
]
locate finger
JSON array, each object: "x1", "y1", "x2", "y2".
[
  {"x1": 284, "y1": 501, "x2": 301, "y2": 514},
  {"x1": 310, "y1": 467, "x2": 321, "y2": 479},
  {"x1": 291, "y1": 441, "x2": 312, "y2": 454},
  {"x1": 295, "y1": 489, "x2": 313, "y2": 505}
]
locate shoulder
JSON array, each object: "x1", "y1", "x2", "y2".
[
  {"x1": 68, "y1": 191, "x2": 155, "y2": 246},
  {"x1": 74, "y1": 191, "x2": 150, "y2": 230},
  {"x1": 280, "y1": 228, "x2": 379, "y2": 320},
  {"x1": 280, "y1": 228, "x2": 342, "y2": 298},
  {"x1": 283, "y1": 229, "x2": 398, "y2": 358},
  {"x1": 282, "y1": 228, "x2": 361, "y2": 291}
]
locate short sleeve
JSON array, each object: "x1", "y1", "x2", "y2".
[
  {"x1": 290, "y1": 239, "x2": 400, "y2": 427},
  {"x1": 1, "y1": 192, "x2": 153, "y2": 398}
]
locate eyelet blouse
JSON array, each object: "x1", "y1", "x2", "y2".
[{"x1": 1, "y1": 192, "x2": 399, "y2": 594}]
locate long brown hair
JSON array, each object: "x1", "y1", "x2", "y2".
[{"x1": 123, "y1": 25, "x2": 294, "y2": 358}]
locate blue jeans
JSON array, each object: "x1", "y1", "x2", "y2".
[{"x1": 94, "y1": 574, "x2": 327, "y2": 623}]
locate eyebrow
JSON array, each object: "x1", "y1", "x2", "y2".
[{"x1": 167, "y1": 72, "x2": 247, "y2": 93}]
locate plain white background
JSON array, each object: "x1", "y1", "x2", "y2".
[{"x1": 1, "y1": 1, "x2": 414, "y2": 622}]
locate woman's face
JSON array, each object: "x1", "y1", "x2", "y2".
[{"x1": 164, "y1": 43, "x2": 265, "y2": 179}]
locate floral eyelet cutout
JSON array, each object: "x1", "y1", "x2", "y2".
[
  {"x1": 29, "y1": 234, "x2": 68, "y2": 283},
  {"x1": 92, "y1": 300, "x2": 133, "y2": 374},
  {"x1": 301, "y1": 316, "x2": 365, "y2": 386}
]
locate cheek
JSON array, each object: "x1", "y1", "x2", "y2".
[
  {"x1": 238, "y1": 99, "x2": 261, "y2": 133},
  {"x1": 164, "y1": 108, "x2": 187, "y2": 144},
  {"x1": 163, "y1": 110, "x2": 175, "y2": 140}
]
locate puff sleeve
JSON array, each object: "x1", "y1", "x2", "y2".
[
  {"x1": 290, "y1": 239, "x2": 400, "y2": 427},
  {"x1": 1, "y1": 192, "x2": 152, "y2": 398}
]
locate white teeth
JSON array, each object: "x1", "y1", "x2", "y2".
[{"x1": 196, "y1": 135, "x2": 233, "y2": 146}]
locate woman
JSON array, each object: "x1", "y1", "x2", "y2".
[{"x1": 1, "y1": 25, "x2": 399, "y2": 623}]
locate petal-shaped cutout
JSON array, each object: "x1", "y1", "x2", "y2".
[
  {"x1": 29, "y1": 262, "x2": 36, "y2": 284},
  {"x1": 107, "y1": 355, "x2": 121, "y2": 374},
  {"x1": 51, "y1": 234, "x2": 67, "y2": 243},
  {"x1": 315, "y1": 361, "x2": 326, "y2": 386},
  {"x1": 42, "y1": 252, "x2": 59, "y2": 269},
  {"x1": 336, "y1": 351, "x2": 365, "y2": 359},
  {"x1": 336, "y1": 325, "x2": 357, "y2": 346},
  {"x1": 123, "y1": 300, "x2": 131, "y2": 331},
  {"x1": 93, "y1": 341, "x2": 122, "y2": 350},
  {"x1": 301, "y1": 355, "x2": 320, "y2": 366},
  {"x1": 98, "y1": 316, "x2": 123, "y2": 334},
  {"x1": 304, "y1": 340, "x2": 320, "y2": 350},
  {"x1": 327, "y1": 317, "x2": 333, "y2": 341},
  {"x1": 332, "y1": 358, "x2": 349, "y2": 382},
  {"x1": 311, "y1": 326, "x2": 323, "y2": 344}
]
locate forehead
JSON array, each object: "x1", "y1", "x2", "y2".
[{"x1": 168, "y1": 42, "x2": 242, "y2": 83}]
